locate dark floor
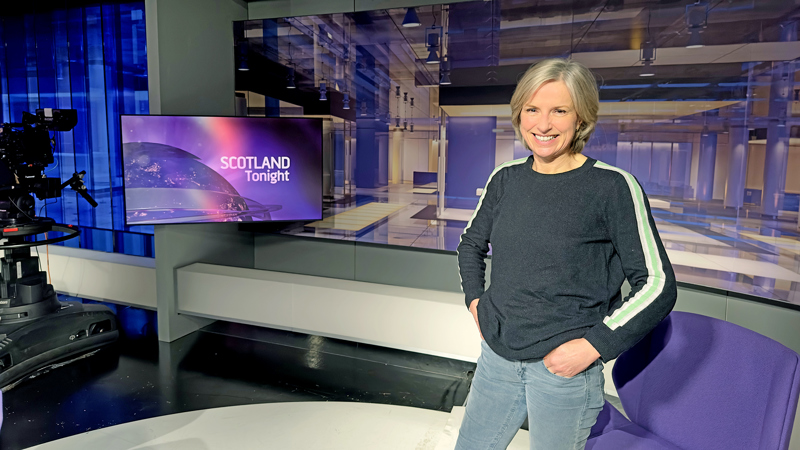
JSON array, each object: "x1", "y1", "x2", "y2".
[{"x1": 0, "y1": 308, "x2": 474, "y2": 450}]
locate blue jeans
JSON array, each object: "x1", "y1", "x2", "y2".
[{"x1": 455, "y1": 340, "x2": 605, "y2": 450}]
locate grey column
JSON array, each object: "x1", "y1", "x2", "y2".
[
  {"x1": 762, "y1": 62, "x2": 793, "y2": 216},
  {"x1": 724, "y1": 125, "x2": 749, "y2": 209},
  {"x1": 724, "y1": 62, "x2": 756, "y2": 210},
  {"x1": 762, "y1": 23, "x2": 796, "y2": 216},
  {"x1": 696, "y1": 132, "x2": 717, "y2": 202},
  {"x1": 147, "y1": 0, "x2": 250, "y2": 342},
  {"x1": 651, "y1": 143, "x2": 672, "y2": 193},
  {"x1": 671, "y1": 143, "x2": 693, "y2": 199}
]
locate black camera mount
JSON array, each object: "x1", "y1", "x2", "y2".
[{"x1": 0, "y1": 109, "x2": 118, "y2": 388}]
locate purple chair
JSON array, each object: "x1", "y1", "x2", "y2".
[{"x1": 586, "y1": 311, "x2": 800, "y2": 450}]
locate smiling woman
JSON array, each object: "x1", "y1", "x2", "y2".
[
  {"x1": 519, "y1": 80, "x2": 580, "y2": 166},
  {"x1": 455, "y1": 57, "x2": 677, "y2": 450},
  {"x1": 510, "y1": 58, "x2": 600, "y2": 173}
]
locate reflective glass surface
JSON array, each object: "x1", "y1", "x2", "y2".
[{"x1": 235, "y1": 1, "x2": 800, "y2": 306}]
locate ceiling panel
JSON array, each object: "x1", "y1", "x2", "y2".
[{"x1": 441, "y1": 100, "x2": 741, "y2": 119}]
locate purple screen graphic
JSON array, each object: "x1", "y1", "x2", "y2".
[{"x1": 121, "y1": 115, "x2": 322, "y2": 225}]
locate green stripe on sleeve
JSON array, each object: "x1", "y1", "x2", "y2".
[{"x1": 594, "y1": 161, "x2": 666, "y2": 330}]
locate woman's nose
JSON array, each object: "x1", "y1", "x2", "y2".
[{"x1": 535, "y1": 116, "x2": 551, "y2": 132}]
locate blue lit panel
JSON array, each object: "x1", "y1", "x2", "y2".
[{"x1": 0, "y1": 2, "x2": 151, "y2": 256}]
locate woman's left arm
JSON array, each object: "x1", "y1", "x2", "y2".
[
  {"x1": 544, "y1": 170, "x2": 677, "y2": 377},
  {"x1": 581, "y1": 170, "x2": 677, "y2": 363}
]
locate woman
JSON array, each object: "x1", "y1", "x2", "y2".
[{"x1": 455, "y1": 58, "x2": 677, "y2": 450}]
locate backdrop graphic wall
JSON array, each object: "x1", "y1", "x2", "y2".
[{"x1": 0, "y1": 2, "x2": 151, "y2": 256}]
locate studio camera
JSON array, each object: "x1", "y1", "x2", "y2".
[
  {"x1": 0, "y1": 108, "x2": 97, "y2": 228},
  {"x1": 0, "y1": 108, "x2": 118, "y2": 389}
]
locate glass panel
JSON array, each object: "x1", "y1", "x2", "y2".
[{"x1": 235, "y1": 1, "x2": 800, "y2": 304}]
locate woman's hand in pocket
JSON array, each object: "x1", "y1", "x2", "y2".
[
  {"x1": 543, "y1": 338, "x2": 600, "y2": 378},
  {"x1": 469, "y1": 298, "x2": 484, "y2": 340}
]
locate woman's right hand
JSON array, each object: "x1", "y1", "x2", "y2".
[{"x1": 469, "y1": 298, "x2": 484, "y2": 340}]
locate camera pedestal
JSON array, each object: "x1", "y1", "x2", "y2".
[
  {"x1": 0, "y1": 107, "x2": 114, "y2": 388},
  {"x1": 0, "y1": 228, "x2": 118, "y2": 388},
  {"x1": 0, "y1": 302, "x2": 118, "y2": 387}
]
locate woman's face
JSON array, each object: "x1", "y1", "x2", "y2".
[{"x1": 519, "y1": 80, "x2": 580, "y2": 162}]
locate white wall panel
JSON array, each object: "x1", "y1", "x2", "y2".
[
  {"x1": 43, "y1": 246, "x2": 157, "y2": 310},
  {"x1": 177, "y1": 263, "x2": 481, "y2": 361}
]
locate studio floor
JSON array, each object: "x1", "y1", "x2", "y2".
[
  {"x1": 0, "y1": 316, "x2": 477, "y2": 450},
  {"x1": 290, "y1": 183, "x2": 800, "y2": 307},
  {"x1": 1, "y1": 308, "x2": 628, "y2": 450}
]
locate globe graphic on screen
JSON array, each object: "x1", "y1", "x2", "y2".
[{"x1": 123, "y1": 142, "x2": 280, "y2": 224}]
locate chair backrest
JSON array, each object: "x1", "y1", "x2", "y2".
[{"x1": 613, "y1": 311, "x2": 800, "y2": 450}]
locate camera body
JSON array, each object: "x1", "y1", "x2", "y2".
[{"x1": 0, "y1": 109, "x2": 78, "y2": 225}]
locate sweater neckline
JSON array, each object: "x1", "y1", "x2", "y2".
[{"x1": 526, "y1": 155, "x2": 595, "y2": 180}]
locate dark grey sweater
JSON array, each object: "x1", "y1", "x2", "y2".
[{"x1": 457, "y1": 156, "x2": 677, "y2": 363}]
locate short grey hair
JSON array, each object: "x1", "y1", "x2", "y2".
[{"x1": 510, "y1": 58, "x2": 599, "y2": 154}]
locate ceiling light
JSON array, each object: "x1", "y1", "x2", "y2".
[
  {"x1": 402, "y1": 7, "x2": 421, "y2": 27},
  {"x1": 319, "y1": 80, "x2": 327, "y2": 101},
  {"x1": 286, "y1": 67, "x2": 296, "y2": 89},
  {"x1": 425, "y1": 27, "x2": 441, "y2": 64},
  {"x1": 426, "y1": 48, "x2": 440, "y2": 65},
  {"x1": 640, "y1": 60, "x2": 655, "y2": 77},
  {"x1": 685, "y1": 2, "x2": 708, "y2": 48},
  {"x1": 439, "y1": 57, "x2": 451, "y2": 85},
  {"x1": 639, "y1": 39, "x2": 656, "y2": 76},
  {"x1": 237, "y1": 41, "x2": 249, "y2": 71},
  {"x1": 686, "y1": 30, "x2": 704, "y2": 48}
]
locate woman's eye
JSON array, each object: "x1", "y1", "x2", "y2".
[
  {"x1": 526, "y1": 108, "x2": 536, "y2": 113},
  {"x1": 555, "y1": 109, "x2": 567, "y2": 115}
]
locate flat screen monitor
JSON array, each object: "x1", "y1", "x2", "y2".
[{"x1": 121, "y1": 115, "x2": 323, "y2": 225}]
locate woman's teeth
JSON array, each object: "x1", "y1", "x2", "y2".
[{"x1": 535, "y1": 135, "x2": 556, "y2": 142}]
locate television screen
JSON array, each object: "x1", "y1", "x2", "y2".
[{"x1": 121, "y1": 115, "x2": 322, "y2": 225}]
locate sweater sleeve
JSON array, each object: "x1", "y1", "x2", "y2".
[
  {"x1": 582, "y1": 168, "x2": 677, "y2": 362},
  {"x1": 457, "y1": 169, "x2": 502, "y2": 308}
]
